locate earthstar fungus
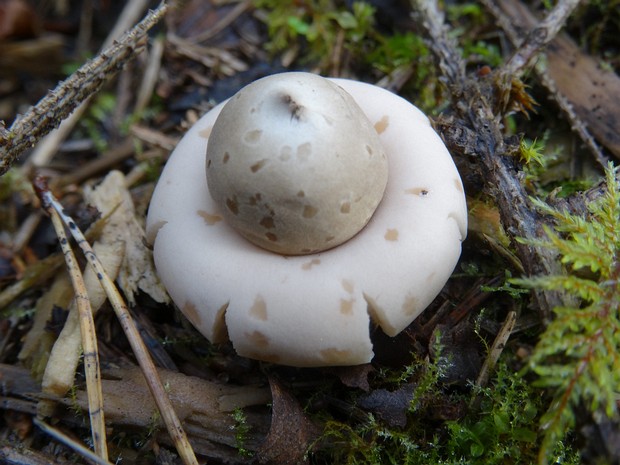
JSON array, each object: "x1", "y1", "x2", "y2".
[{"x1": 146, "y1": 72, "x2": 467, "y2": 367}]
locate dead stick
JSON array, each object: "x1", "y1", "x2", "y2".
[
  {"x1": 33, "y1": 176, "x2": 200, "y2": 465},
  {"x1": 481, "y1": 0, "x2": 608, "y2": 166},
  {"x1": 0, "y1": 2, "x2": 168, "y2": 176},
  {"x1": 39, "y1": 193, "x2": 108, "y2": 460},
  {"x1": 475, "y1": 311, "x2": 517, "y2": 388},
  {"x1": 499, "y1": 0, "x2": 582, "y2": 77},
  {"x1": 33, "y1": 418, "x2": 114, "y2": 465},
  {"x1": 411, "y1": 0, "x2": 566, "y2": 319}
]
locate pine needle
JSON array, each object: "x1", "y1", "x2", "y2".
[
  {"x1": 33, "y1": 176, "x2": 200, "y2": 465},
  {"x1": 38, "y1": 186, "x2": 108, "y2": 460}
]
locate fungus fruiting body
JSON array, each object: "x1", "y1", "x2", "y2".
[
  {"x1": 146, "y1": 72, "x2": 467, "y2": 367},
  {"x1": 206, "y1": 73, "x2": 388, "y2": 255}
]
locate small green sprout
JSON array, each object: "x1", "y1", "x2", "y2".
[{"x1": 231, "y1": 407, "x2": 253, "y2": 457}]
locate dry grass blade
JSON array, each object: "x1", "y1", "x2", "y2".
[
  {"x1": 35, "y1": 179, "x2": 108, "y2": 460},
  {"x1": 33, "y1": 418, "x2": 114, "y2": 465},
  {"x1": 475, "y1": 311, "x2": 517, "y2": 389},
  {"x1": 32, "y1": 177, "x2": 200, "y2": 465}
]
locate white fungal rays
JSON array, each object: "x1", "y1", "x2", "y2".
[{"x1": 146, "y1": 72, "x2": 467, "y2": 367}]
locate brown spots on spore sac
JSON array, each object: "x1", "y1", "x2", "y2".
[
  {"x1": 341, "y1": 279, "x2": 354, "y2": 294},
  {"x1": 182, "y1": 301, "x2": 202, "y2": 327},
  {"x1": 244, "y1": 129, "x2": 262, "y2": 144},
  {"x1": 207, "y1": 159, "x2": 212, "y2": 169},
  {"x1": 251, "y1": 159, "x2": 268, "y2": 173},
  {"x1": 265, "y1": 232, "x2": 278, "y2": 242},
  {"x1": 324, "y1": 235, "x2": 335, "y2": 243},
  {"x1": 340, "y1": 298, "x2": 354, "y2": 315},
  {"x1": 320, "y1": 348, "x2": 351, "y2": 364},
  {"x1": 365, "y1": 144, "x2": 374, "y2": 157},
  {"x1": 248, "y1": 193, "x2": 262, "y2": 206},
  {"x1": 198, "y1": 126, "x2": 212, "y2": 139},
  {"x1": 297, "y1": 142, "x2": 312, "y2": 161},
  {"x1": 301, "y1": 258, "x2": 321, "y2": 270},
  {"x1": 405, "y1": 187, "x2": 429, "y2": 196},
  {"x1": 340, "y1": 202, "x2": 351, "y2": 214},
  {"x1": 426, "y1": 272, "x2": 437, "y2": 283},
  {"x1": 402, "y1": 295, "x2": 419, "y2": 316},
  {"x1": 374, "y1": 115, "x2": 389, "y2": 134},
  {"x1": 303, "y1": 205, "x2": 318, "y2": 218},
  {"x1": 222, "y1": 152, "x2": 230, "y2": 164},
  {"x1": 250, "y1": 295, "x2": 268, "y2": 321},
  {"x1": 226, "y1": 197, "x2": 239, "y2": 215},
  {"x1": 384, "y1": 229, "x2": 399, "y2": 241},
  {"x1": 197, "y1": 210, "x2": 223, "y2": 226},
  {"x1": 297, "y1": 190, "x2": 305, "y2": 198},
  {"x1": 280, "y1": 145, "x2": 293, "y2": 161},
  {"x1": 454, "y1": 178, "x2": 464, "y2": 193},
  {"x1": 260, "y1": 216, "x2": 275, "y2": 229},
  {"x1": 245, "y1": 330, "x2": 270, "y2": 349}
]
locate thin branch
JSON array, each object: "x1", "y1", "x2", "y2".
[
  {"x1": 475, "y1": 311, "x2": 517, "y2": 388},
  {"x1": 499, "y1": 0, "x2": 582, "y2": 77},
  {"x1": 42, "y1": 200, "x2": 108, "y2": 460},
  {"x1": 33, "y1": 177, "x2": 200, "y2": 465},
  {"x1": 0, "y1": 2, "x2": 168, "y2": 176},
  {"x1": 482, "y1": 0, "x2": 610, "y2": 166},
  {"x1": 411, "y1": 0, "x2": 567, "y2": 319},
  {"x1": 33, "y1": 418, "x2": 114, "y2": 465}
]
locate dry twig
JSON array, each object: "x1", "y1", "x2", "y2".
[
  {"x1": 482, "y1": 0, "x2": 616, "y2": 165},
  {"x1": 475, "y1": 311, "x2": 517, "y2": 389},
  {"x1": 411, "y1": 0, "x2": 581, "y2": 319},
  {"x1": 32, "y1": 177, "x2": 200, "y2": 465},
  {"x1": 497, "y1": 0, "x2": 581, "y2": 78},
  {"x1": 37, "y1": 186, "x2": 108, "y2": 460},
  {"x1": 32, "y1": 418, "x2": 113, "y2": 465},
  {"x1": 0, "y1": 2, "x2": 168, "y2": 176}
]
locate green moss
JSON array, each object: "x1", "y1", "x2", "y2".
[
  {"x1": 512, "y1": 162, "x2": 620, "y2": 464},
  {"x1": 315, "y1": 352, "x2": 578, "y2": 464},
  {"x1": 231, "y1": 407, "x2": 253, "y2": 458},
  {"x1": 253, "y1": 0, "x2": 375, "y2": 69}
]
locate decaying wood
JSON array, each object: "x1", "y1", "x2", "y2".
[
  {"x1": 484, "y1": 0, "x2": 620, "y2": 163},
  {"x1": 34, "y1": 177, "x2": 200, "y2": 465},
  {"x1": 0, "y1": 364, "x2": 272, "y2": 462},
  {"x1": 411, "y1": 0, "x2": 582, "y2": 319},
  {"x1": 0, "y1": 2, "x2": 168, "y2": 176}
]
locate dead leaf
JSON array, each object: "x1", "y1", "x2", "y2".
[
  {"x1": 83, "y1": 170, "x2": 169, "y2": 305},
  {"x1": 258, "y1": 377, "x2": 321, "y2": 465},
  {"x1": 358, "y1": 384, "x2": 415, "y2": 428},
  {"x1": 327, "y1": 364, "x2": 373, "y2": 391}
]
